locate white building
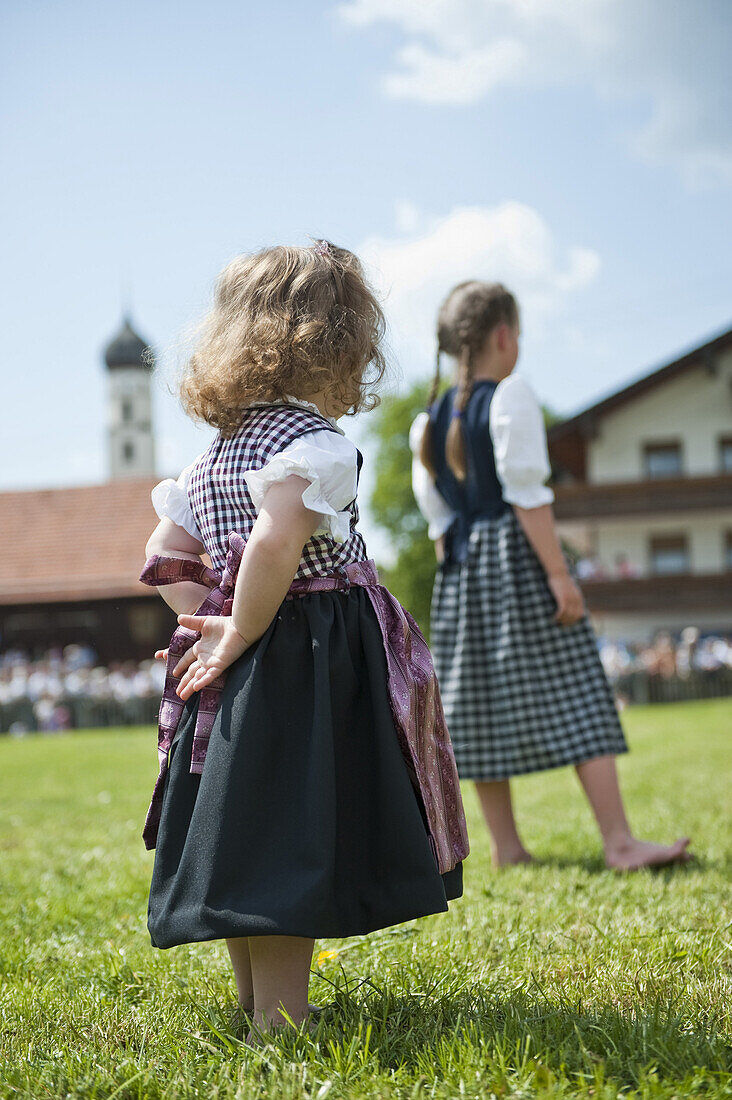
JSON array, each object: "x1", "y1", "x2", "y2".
[{"x1": 548, "y1": 326, "x2": 732, "y2": 641}]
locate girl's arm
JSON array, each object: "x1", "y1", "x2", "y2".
[
  {"x1": 490, "y1": 375, "x2": 584, "y2": 626},
  {"x1": 145, "y1": 517, "x2": 212, "y2": 615},
  {"x1": 512, "y1": 504, "x2": 584, "y2": 626},
  {"x1": 173, "y1": 475, "x2": 320, "y2": 699},
  {"x1": 229, "y1": 474, "x2": 320, "y2": 640}
]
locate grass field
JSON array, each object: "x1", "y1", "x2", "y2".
[{"x1": 0, "y1": 700, "x2": 730, "y2": 1099}]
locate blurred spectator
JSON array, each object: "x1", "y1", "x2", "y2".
[
  {"x1": 675, "y1": 627, "x2": 700, "y2": 679},
  {"x1": 599, "y1": 628, "x2": 732, "y2": 705},
  {"x1": 576, "y1": 556, "x2": 606, "y2": 580},
  {"x1": 0, "y1": 644, "x2": 164, "y2": 732},
  {"x1": 1, "y1": 629, "x2": 730, "y2": 731},
  {"x1": 614, "y1": 553, "x2": 640, "y2": 579},
  {"x1": 575, "y1": 553, "x2": 642, "y2": 579}
]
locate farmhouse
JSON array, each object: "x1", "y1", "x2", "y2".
[{"x1": 548, "y1": 326, "x2": 732, "y2": 641}]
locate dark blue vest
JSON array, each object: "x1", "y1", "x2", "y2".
[{"x1": 430, "y1": 381, "x2": 508, "y2": 564}]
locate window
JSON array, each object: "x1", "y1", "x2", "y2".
[
  {"x1": 643, "y1": 442, "x2": 682, "y2": 479},
  {"x1": 121, "y1": 399, "x2": 133, "y2": 422},
  {"x1": 649, "y1": 534, "x2": 689, "y2": 575},
  {"x1": 719, "y1": 437, "x2": 732, "y2": 473},
  {"x1": 123, "y1": 441, "x2": 135, "y2": 462}
]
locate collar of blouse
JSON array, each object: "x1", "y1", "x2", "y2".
[{"x1": 248, "y1": 395, "x2": 345, "y2": 436}]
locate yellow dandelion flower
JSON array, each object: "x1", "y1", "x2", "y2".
[{"x1": 317, "y1": 949, "x2": 339, "y2": 965}]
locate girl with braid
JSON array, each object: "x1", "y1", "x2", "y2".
[{"x1": 410, "y1": 281, "x2": 691, "y2": 870}]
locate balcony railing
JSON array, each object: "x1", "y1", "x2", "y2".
[
  {"x1": 580, "y1": 572, "x2": 732, "y2": 614},
  {"x1": 553, "y1": 474, "x2": 732, "y2": 521}
]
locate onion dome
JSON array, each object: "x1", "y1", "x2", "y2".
[{"x1": 104, "y1": 315, "x2": 153, "y2": 370}]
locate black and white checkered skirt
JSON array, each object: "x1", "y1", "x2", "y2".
[{"x1": 430, "y1": 511, "x2": 627, "y2": 780}]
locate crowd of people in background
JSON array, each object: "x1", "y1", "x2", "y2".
[
  {"x1": 0, "y1": 644, "x2": 165, "y2": 734},
  {"x1": 598, "y1": 628, "x2": 732, "y2": 704},
  {"x1": 1, "y1": 627, "x2": 731, "y2": 733}
]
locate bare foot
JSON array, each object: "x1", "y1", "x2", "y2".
[
  {"x1": 493, "y1": 848, "x2": 535, "y2": 868},
  {"x1": 605, "y1": 836, "x2": 691, "y2": 871}
]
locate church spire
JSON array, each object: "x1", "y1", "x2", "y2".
[{"x1": 103, "y1": 315, "x2": 156, "y2": 479}]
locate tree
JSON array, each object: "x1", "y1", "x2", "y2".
[{"x1": 366, "y1": 382, "x2": 436, "y2": 634}]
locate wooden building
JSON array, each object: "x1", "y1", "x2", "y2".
[
  {"x1": 0, "y1": 477, "x2": 175, "y2": 663},
  {"x1": 0, "y1": 317, "x2": 176, "y2": 663},
  {"x1": 548, "y1": 326, "x2": 732, "y2": 640}
]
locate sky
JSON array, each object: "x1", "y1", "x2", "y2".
[{"x1": 1, "y1": 0, "x2": 731, "y2": 554}]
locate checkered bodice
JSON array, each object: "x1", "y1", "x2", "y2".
[{"x1": 187, "y1": 404, "x2": 367, "y2": 578}]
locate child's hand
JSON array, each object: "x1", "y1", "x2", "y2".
[
  {"x1": 172, "y1": 615, "x2": 252, "y2": 699},
  {"x1": 548, "y1": 573, "x2": 585, "y2": 626}
]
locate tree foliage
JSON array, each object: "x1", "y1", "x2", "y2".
[{"x1": 366, "y1": 382, "x2": 437, "y2": 633}]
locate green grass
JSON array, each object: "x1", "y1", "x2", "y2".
[{"x1": 1, "y1": 700, "x2": 730, "y2": 1099}]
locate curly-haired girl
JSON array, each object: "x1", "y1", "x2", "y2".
[
  {"x1": 411, "y1": 280, "x2": 690, "y2": 871},
  {"x1": 140, "y1": 243, "x2": 468, "y2": 1039}
]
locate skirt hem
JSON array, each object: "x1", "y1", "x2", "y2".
[
  {"x1": 149, "y1": 895, "x2": 457, "y2": 950},
  {"x1": 431, "y1": 512, "x2": 627, "y2": 778},
  {"x1": 456, "y1": 743, "x2": 629, "y2": 782}
]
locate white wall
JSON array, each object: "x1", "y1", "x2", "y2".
[
  {"x1": 592, "y1": 510, "x2": 732, "y2": 575},
  {"x1": 559, "y1": 511, "x2": 732, "y2": 575},
  {"x1": 587, "y1": 347, "x2": 732, "y2": 483}
]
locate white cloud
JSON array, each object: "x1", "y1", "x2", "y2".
[
  {"x1": 358, "y1": 200, "x2": 600, "y2": 381},
  {"x1": 337, "y1": 0, "x2": 732, "y2": 186},
  {"x1": 383, "y1": 39, "x2": 526, "y2": 105}
]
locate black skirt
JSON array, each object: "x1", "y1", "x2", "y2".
[{"x1": 148, "y1": 587, "x2": 462, "y2": 949}]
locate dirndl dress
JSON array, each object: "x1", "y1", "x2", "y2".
[
  {"x1": 413, "y1": 379, "x2": 627, "y2": 783},
  {"x1": 144, "y1": 401, "x2": 465, "y2": 949}
]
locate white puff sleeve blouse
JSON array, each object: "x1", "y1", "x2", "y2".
[
  {"x1": 151, "y1": 430, "x2": 359, "y2": 546},
  {"x1": 409, "y1": 412, "x2": 457, "y2": 539},
  {"x1": 243, "y1": 430, "x2": 358, "y2": 544},
  {"x1": 489, "y1": 375, "x2": 554, "y2": 509},
  {"x1": 151, "y1": 459, "x2": 204, "y2": 542}
]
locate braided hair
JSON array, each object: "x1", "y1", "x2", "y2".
[{"x1": 419, "y1": 281, "x2": 518, "y2": 481}]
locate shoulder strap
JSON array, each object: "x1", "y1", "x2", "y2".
[
  {"x1": 273, "y1": 404, "x2": 340, "y2": 444},
  {"x1": 262, "y1": 405, "x2": 340, "y2": 457}
]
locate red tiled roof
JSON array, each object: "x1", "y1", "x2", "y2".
[{"x1": 0, "y1": 478, "x2": 161, "y2": 604}]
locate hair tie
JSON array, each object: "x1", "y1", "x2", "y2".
[
  {"x1": 451, "y1": 408, "x2": 464, "y2": 420},
  {"x1": 313, "y1": 240, "x2": 331, "y2": 256}
]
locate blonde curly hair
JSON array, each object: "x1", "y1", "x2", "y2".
[{"x1": 179, "y1": 242, "x2": 387, "y2": 435}]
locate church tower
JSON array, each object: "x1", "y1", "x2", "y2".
[{"x1": 103, "y1": 315, "x2": 156, "y2": 479}]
